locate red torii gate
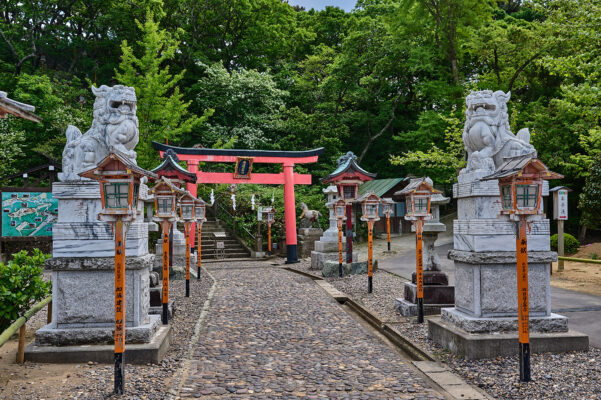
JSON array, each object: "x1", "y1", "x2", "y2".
[{"x1": 153, "y1": 142, "x2": 324, "y2": 264}]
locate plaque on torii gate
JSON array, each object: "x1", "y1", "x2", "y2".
[{"x1": 152, "y1": 142, "x2": 324, "y2": 264}]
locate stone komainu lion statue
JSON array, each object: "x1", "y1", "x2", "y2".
[
  {"x1": 59, "y1": 85, "x2": 139, "y2": 181},
  {"x1": 462, "y1": 90, "x2": 536, "y2": 173}
]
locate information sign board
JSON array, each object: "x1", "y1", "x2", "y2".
[{"x1": 1, "y1": 192, "x2": 58, "y2": 237}]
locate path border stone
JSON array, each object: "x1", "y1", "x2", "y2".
[{"x1": 166, "y1": 267, "x2": 217, "y2": 400}]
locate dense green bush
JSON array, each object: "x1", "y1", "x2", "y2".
[
  {"x1": 550, "y1": 233, "x2": 580, "y2": 255},
  {"x1": 0, "y1": 249, "x2": 51, "y2": 332}
]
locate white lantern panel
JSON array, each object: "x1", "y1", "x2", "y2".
[{"x1": 516, "y1": 184, "x2": 539, "y2": 209}]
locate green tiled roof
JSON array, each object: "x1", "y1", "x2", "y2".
[{"x1": 358, "y1": 178, "x2": 404, "y2": 197}]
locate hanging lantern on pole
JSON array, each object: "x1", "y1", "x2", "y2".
[
  {"x1": 179, "y1": 191, "x2": 197, "y2": 298},
  {"x1": 399, "y1": 178, "x2": 441, "y2": 323},
  {"x1": 381, "y1": 198, "x2": 394, "y2": 252},
  {"x1": 195, "y1": 198, "x2": 208, "y2": 280},
  {"x1": 334, "y1": 198, "x2": 347, "y2": 278},
  {"x1": 79, "y1": 152, "x2": 157, "y2": 396},
  {"x1": 358, "y1": 192, "x2": 381, "y2": 293},
  {"x1": 483, "y1": 155, "x2": 562, "y2": 383},
  {"x1": 150, "y1": 177, "x2": 182, "y2": 326},
  {"x1": 263, "y1": 206, "x2": 276, "y2": 255}
]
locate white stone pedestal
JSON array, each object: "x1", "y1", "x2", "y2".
[{"x1": 428, "y1": 169, "x2": 587, "y2": 358}]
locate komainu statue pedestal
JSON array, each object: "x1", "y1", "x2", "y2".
[{"x1": 26, "y1": 171, "x2": 170, "y2": 363}]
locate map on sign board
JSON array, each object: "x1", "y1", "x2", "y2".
[{"x1": 1, "y1": 192, "x2": 58, "y2": 237}]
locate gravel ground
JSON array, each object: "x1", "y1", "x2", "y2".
[
  {"x1": 2, "y1": 269, "x2": 214, "y2": 400},
  {"x1": 178, "y1": 260, "x2": 444, "y2": 399},
  {"x1": 287, "y1": 258, "x2": 408, "y2": 323},
  {"x1": 290, "y1": 257, "x2": 601, "y2": 400}
]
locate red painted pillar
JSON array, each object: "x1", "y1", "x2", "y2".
[
  {"x1": 283, "y1": 162, "x2": 298, "y2": 263},
  {"x1": 187, "y1": 160, "x2": 199, "y2": 248}
]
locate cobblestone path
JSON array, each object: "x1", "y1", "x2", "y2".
[{"x1": 179, "y1": 262, "x2": 444, "y2": 399}]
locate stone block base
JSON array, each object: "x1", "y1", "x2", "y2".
[
  {"x1": 251, "y1": 251, "x2": 265, "y2": 258},
  {"x1": 310, "y1": 250, "x2": 357, "y2": 270},
  {"x1": 441, "y1": 308, "x2": 568, "y2": 334},
  {"x1": 153, "y1": 254, "x2": 197, "y2": 269},
  {"x1": 35, "y1": 314, "x2": 161, "y2": 346},
  {"x1": 314, "y1": 240, "x2": 344, "y2": 253},
  {"x1": 404, "y1": 283, "x2": 455, "y2": 305},
  {"x1": 25, "y1": 326, "x2": 171, "y2": 364},
  {"x1": 321, "y1": 260, "x2": 378, "y2": 277},
  {"x1": 395, "y1": 299, "x2": 453, "y2": 317},
  {"x1": 149, "y1": 300, "x2": 176, "y2": 319},
  {"x1": 428, "y1": 317, "x2": 589, "y2": 359}
]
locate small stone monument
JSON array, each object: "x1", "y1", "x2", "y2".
[
  {"x1": 428, "y1": 90, "x2": 588, "y2": 359},
  {"x1": 297, "y1": 202, "x2": 323, "y2": 258},
  {"x1": 26, "y1": 85, "x2": 169, "y2": 364},
  {"x1": 395, "y1": 179, "x2": 453, "y2": 315},
  {"x1": 310, "y1": 186, "x2": 356, "y2": 269}
]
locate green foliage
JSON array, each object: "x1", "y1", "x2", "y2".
[
  {"x1": 192, "y1": 64, "x2": 287, "y2": 148},
  {"x1": 550, "y1": 233, "x2": 580, "y2": 255},
  {"x1": 390, "y1": 110, "x2": 466, "y2": 183},
  {"x1": 579, "y1": 154, "x2": 601, "y2": 229},
  {"x1": 0, "y1": 249, "x2": 51, "y2": 332},
  {"x1": 115, "y1": 11, "x2": 212, "y2": 169}
]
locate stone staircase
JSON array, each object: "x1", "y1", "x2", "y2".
[{"x1": 199, "y1": 218, "x2": 251, "y2": 260}]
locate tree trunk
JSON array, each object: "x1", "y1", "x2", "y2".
[{"x1": 578, "y1": 225, "x2": 587, "y2": 243}]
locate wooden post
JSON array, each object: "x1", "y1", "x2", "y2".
[
  {"x1": 268, "y1": 223, "x2": 272, "y2": 256},
  {"x1": 338, "y1": 220, "x2": 343, "y2": 278},
  {"x1": 114, "y1": 217, "x2": 126, "y2": 395},
  {"x1": 368, "y1": 220, "x2": 373, "y2": 293},
  {"x1": 185, "y1": 222, "x2": 190, "y2": 297},
  {"x1": 197, "y1": 223, "x2": 202, "y2": 280},
  {"x1": 416, "y1": 218, "x2": 424, "y2": 323},
  {"x1": 516, "y1": 217, "x2": 531, "y2": 382},
  {"x1": 558, "y1": 220, "x2": 565, "y2": 272},
  {"x1": 387, "y1": 216, "x2": 391, "y2": 252},
  {"x1": 16, "y1": 324, "x2": 26, "y2": 364},
  {"x1": 345, "y1": 204, "x2": 353, "y2": 264},
  {"x1": 161, "y1": 222, "x2": 170, "y2": 325}
]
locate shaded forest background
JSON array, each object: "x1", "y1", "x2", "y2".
[{"x1": 1, "y1": 0, "x2": 600, "y2": 238}]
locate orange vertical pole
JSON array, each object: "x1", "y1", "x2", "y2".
[
  {"x1": 387, "y1": 216, "x2": 391, "y2": 252},
  {"x1": 114, "y1": 217, "x2": 125, "y2": 394},
  {"x1": 161, "y1": 221, "x2": 170, "y2": 325},
  {"x1": 338, "y1": 219, "x2": 343, "y2": 277},
  {"x1": 416, "y1": 218, "x2": 424, "y2": 323},
  {"x1": 197, "y1": 223, "x2": 202, "y2": 280},
  {"x1": 516, "y1": 216, "x2": 531, "y2": 382},
  {"x1": 368, "y1": 220, "x2": 373, "y2": 293},
  {"x1": 185, "y1": 222, "x2": 191, "y2": 297},
  {"x1": 268, "y1": 224, "x2": 272, "y2": 256}
]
